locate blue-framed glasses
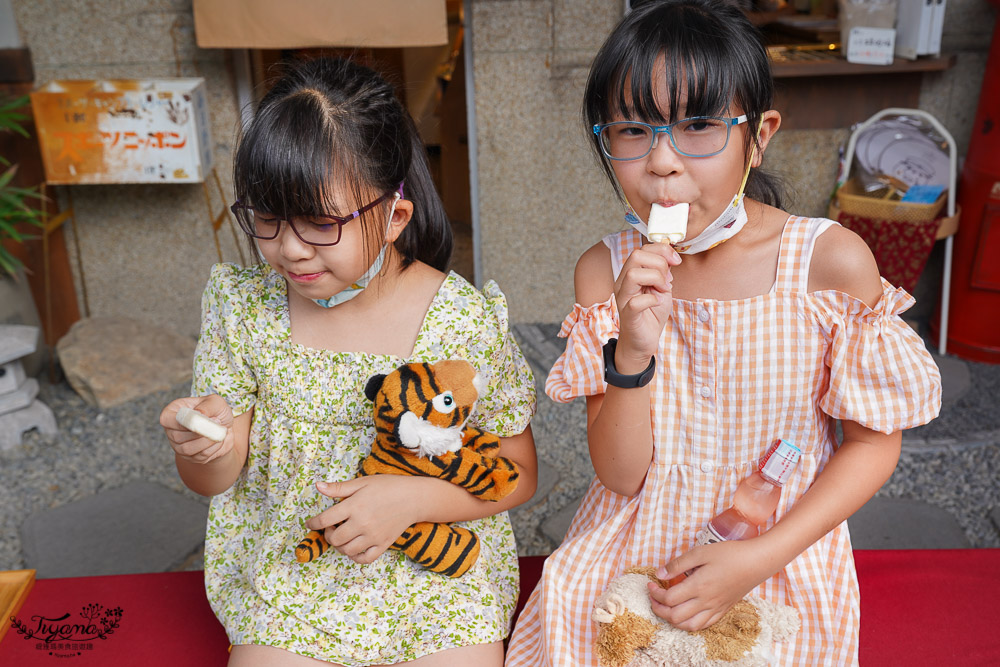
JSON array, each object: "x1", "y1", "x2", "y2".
[
  {"x1": 593, "y1": 115, "x2": 749, "y2": 160},
  {"x1": 230, "y1": 191, "x2": 393, "y2": 247}
]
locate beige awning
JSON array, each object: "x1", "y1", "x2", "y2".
[{"x1": 192, "y1": 0, "x2": 448, "y2": 49}]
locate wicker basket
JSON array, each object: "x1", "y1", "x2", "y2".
[
  {"x1": 830, "y1": 177, "x2": 947, "y2": 223},
  {"x1": 829, "y1": 181, "x2": 960, "y2": 240}
]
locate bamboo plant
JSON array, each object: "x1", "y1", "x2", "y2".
[{"x1": 0, "y1": 94, "x2": 45, "y2": 279}]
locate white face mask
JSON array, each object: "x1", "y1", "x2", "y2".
[
  {"x1": 625, "y1": 193, "x2": 748, "y2": 254},
  {"x1": 311, "y1": 193, "x2": 400, "y2": 308}
]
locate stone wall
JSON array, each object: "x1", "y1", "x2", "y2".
[
  {"x1": 12, "y1": 0, "x2": 241, "y2": 340},
  {"x1": 471, "y1": 0, "x2": 997, "y2": 324},
  {"x1": 9, "y1": 0, "x2": 997, "y2": 335}
]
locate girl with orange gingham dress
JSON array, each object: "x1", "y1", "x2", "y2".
[{"x1": 504, "y1": 1, "x2": 941, "y2": 665}]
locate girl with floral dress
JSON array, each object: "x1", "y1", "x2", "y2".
[
  {"x1": 160, "y1": 57, "x2": 537, "y2": 667},
  {"x1": 505, "y1": 1, "x2": 940, "y2": 664}
]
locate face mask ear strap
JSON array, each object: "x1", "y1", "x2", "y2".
[
  {"x1": 732, "y1": 117, "x2": 766, "y2": 207},
  {"x1": 385, "y1": 192, "x2": 401, "y2": 233}
]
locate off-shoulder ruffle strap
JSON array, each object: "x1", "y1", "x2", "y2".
[
  {"x1": 545, "y1": 296, "x2": 619, "y2": 403},
  {"x1": 816, "y1": 278, "x2": 916, "y2": 327},
  {"x1": 812, "y1": 279, "x2": 941, "y2": 433}
]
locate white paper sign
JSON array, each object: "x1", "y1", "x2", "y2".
[{"x1": 847, "y1": 27, "x2": 896, "y2": 65}]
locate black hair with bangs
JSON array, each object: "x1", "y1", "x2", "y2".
[
  {"x1": 584, "y1": 0, "x2": 783, "y2": 207},
  {"x1": 233, "y1": 56, "x2": 451, "y2": 271}
]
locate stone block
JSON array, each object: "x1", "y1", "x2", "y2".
[
  {"x1": 0, "y1": 324, "x2": 39, "y2": 365},
  {"x1": 518, "y1": 458, "x2": 560, "y2": 513},
  {"x1": 20, "y1": 481, "x2": 209, "y2": 578},
  {"x1": 541, "y1": 494, "x2": 584, "y2": 546},
  {"x1": 56, "y1": 317, "x2": 196, "y2": 410},
  {"x1": 0, "y1": 376, "x2": 38, "y2": 416},
  {"x1": 932, "y1": 352, "x2": 971, "y2": 406},
  {"x1": 847, "y1": 496, "x2": 970, "y2": 549},
  {"x1": 0, "y1": 399, "x2": 57, "y2": 451}
]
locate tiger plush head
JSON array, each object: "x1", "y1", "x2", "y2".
[{"x1": 364, "y1": 360, "x2": 486, "y2": 459}]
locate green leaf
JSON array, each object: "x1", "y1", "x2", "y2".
[
  {"x1": 0, "y1": 248, "x2": 21, "y2": 276},
  {"x1": 0, "y1": 95, "x2": 31, "y2": 137},
  {"x1": 0, "y1": 165, "x2": 15, "y2": 188},
  {"x1": 0, "y1": 95, "x2": 44, "y2": 278},
  {"x1": 0, "y1": 95, "x2": 29, "y2": 113}
]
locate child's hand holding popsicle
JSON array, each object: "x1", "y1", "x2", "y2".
[
  {"x1": 160, "y1": 395, "x2": 234, "y2": 464},
  {"x1": 612, "y1": 203, "x2": 685, "y2": 372}
]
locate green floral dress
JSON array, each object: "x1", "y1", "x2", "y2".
[{"x1": 192, "y1": 263, "x2": 536, "y2": 665}]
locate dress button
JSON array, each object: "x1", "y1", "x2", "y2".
[
  {"x1": 700, "y1": 385, "x2": 712, "y2": 398},
  {"x1": 698, "y1": 308, "x2": 710, "y2": 322},
  {"x1": 700, "y1": 461, "x2": 714, "y2": 473}
]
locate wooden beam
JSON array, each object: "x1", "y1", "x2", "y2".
[{"x1": 0, "y1": 48, "x2": 33, "y2": 84}]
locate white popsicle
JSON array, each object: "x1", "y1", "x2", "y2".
[
  {"x1": 647, "y1": 202, "x2": 689, "y2": 244},
  {"x1": 176, "y1": 406, "x2": 227, "y2": 442}
]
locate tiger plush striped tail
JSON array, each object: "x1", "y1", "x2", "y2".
[
  {"x1": 295, "y1": 530, "x2": 329, "y2": 563},
  {"x1": 392, "y1": 522, "x2": 480, "y2": 577}
]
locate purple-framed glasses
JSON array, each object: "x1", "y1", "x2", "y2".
[{"x1": 230, "y1": 188, "x2": 397, "y2": 247}]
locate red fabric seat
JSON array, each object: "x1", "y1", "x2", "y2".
[{"x1": 2, "y1": 550, "x2": 998, "y2": 666}]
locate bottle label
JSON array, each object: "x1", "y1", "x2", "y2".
[{"x1": 759, "y1": 439, "x2": 802, "y2": 485}]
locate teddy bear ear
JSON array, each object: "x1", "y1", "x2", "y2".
[{"x1": 364, "y1": 374, "x2": 387, "y2": 401}]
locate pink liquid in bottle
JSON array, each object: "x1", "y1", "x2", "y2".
[
  {"x1": 704, "y1": 439, "x2": 800, "y2": 544},
  {"x1": 668, "y1": 439, "x2": 800, "y2": 585}
]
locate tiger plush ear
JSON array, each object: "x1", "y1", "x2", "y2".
[{"x1": 364, "y1": 374, "x2": 387, "y2": 402}]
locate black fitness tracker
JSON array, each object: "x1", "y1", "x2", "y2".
[{"x1": 602, "y1": 337, "x2": 656, "y2": 388}]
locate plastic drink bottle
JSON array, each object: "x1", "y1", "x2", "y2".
[
  {"x1": 667, "y1": 439, "x2": 801, "y2": 586},
  {"x1": 704, "y1": 439, "x2": 802, "y2": 544}
]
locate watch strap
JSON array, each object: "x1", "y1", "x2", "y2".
[{"x1": 602, "y1": 337, "x2": 656, "y2": 388}]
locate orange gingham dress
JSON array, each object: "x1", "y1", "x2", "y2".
[{"x1": 505, "y1": 216, "x2": 942, "y2": 666}]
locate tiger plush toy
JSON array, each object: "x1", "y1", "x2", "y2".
[{"x1": 295, "y1": 359, "x2": 520, "y2": 577}]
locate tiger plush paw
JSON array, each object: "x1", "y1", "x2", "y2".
[{"x1": 295, "y1": 359, "x2": 518, "y2": 577}]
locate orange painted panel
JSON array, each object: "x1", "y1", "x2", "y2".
[{"x1": 29, "y1": 79, "x2": 213, "y2": 184}]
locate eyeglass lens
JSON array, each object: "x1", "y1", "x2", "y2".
[
  {"x1": 600, "y1": 118, "x2": 733, "y2": 159},
  {"x1": 233, "y1": 209, "x2": 344, "y2": 246}
]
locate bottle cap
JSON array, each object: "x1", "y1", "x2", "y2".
[{"x1": 758, "y1": 439, "x2": 801, "y2": 485}]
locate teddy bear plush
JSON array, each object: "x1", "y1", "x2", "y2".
[
  {"x1": 295, "y1": 359, "x2": 519, "y2": 577},
  {"x1": 593, "y1": 567, "x2": 800, "y2": 667}
]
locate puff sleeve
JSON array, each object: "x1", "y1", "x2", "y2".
[
  {"x1": 812, "y1": 279, "x2": 942, "y2": 433},
  {"x1": 459, "y1": 280, "x2": 536, "y2": 437},
  {"x1": 544, "y1": 296, "x2": 620, "y2": 403},
  {"x1": 190, "y1": 263, "x2": 258, "y2": 417}
]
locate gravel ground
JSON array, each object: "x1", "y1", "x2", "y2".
[
  {"x1": 891, "y1": 354, "x2": 1000, "y2": 548},
  {"x1": 0, "y1": 378, "x2": 205, "y2": 571},
  {"x1": 1, "y1": 339, "x2": 998, "y2": 572}
]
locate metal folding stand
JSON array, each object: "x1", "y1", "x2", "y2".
[
  {"x1": 837, "y1": 107, "x2": 958, "y2": 356},
  {"x1": 201, "y1": 166, "x2": 246, "y2": 265}
]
